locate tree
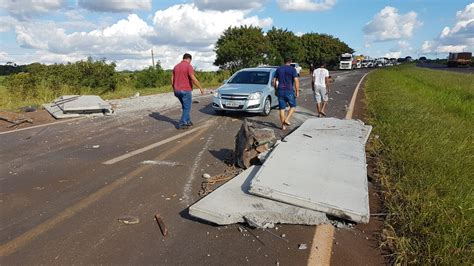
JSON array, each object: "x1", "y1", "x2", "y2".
[
  {"x1": 214, "y1": 26, "x2": 269, "y2": 72},
  {"x1": 300, "y1": 33, "x2": 353, "y2": 68},
  {"x1": 266, "y1": 27, "x2": 304, "y2": 65}
]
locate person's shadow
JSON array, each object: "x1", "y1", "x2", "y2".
[{"x1": 149, "y1": 112, "x2": 179, "y2": 129}]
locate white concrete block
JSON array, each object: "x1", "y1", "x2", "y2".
[
  {"x1": 189, "y1": 166, "x2": 329, "y2": 226},
  {"x1": 249, "y1": 118, "x2": 371, "y2": 223}
]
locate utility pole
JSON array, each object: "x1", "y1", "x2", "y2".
[{"x1": 151, "y1": 49, "x2": 155, "y2": 69}]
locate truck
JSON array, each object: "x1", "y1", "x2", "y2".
[
  {"x1": 339, "y1": 53, "x2": 357, "y2": 70},
  {"x1": 447, "y1": 52, "x2": 472, "y2": 67}
]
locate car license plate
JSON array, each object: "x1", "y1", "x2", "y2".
[{"x1": 224, "y1": 101, "x2": 241, "y2": 107}]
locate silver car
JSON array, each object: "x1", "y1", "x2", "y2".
[{"x1": 212, "y1": 67, "x2": 278, "y2": 116}]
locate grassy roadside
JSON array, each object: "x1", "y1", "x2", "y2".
[
  {"x1": 0, "y1": 75, "x2": 222, "y2": 111},
  {"x1": 365, "y1": 64, "x2": 473, "y2": 264}
]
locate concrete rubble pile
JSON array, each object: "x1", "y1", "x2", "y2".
[
  {"x1": 189, "y1": 118, "x2": 372, "y2": 227},
  {"x1": 43, "y1": 95, "x2": 113, "y2": 119}
]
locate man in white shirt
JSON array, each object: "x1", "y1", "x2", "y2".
[{"x1": 312, "y1": 63, "x2": 330, "y2": 117}]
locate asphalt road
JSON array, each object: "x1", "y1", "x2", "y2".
[{"x1": 1, "y1": 69, "x2": 372, "y2": 265}]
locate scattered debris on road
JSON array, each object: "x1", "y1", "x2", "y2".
[
  {"x1": 202, "y1": 173, "x2": 211, "y2": 179},
  {"x1": 117, "y1": 216, "x2": 140, "y2": 225},
  {"x1": 43, "y1": 95, "x2": 113, "y2": 119},
  {"x1": 298, "y1": 243, "x2": 307, "y2": 250},
  {"x1": 155, "y1": 214, "x2": 168, "y2": 236}
]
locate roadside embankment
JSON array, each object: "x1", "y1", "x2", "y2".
[{"x1": 365, "y1": 64, "x2": 473, "y2": 264}]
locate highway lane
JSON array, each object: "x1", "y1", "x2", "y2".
[{"x1": 0, "y1": 69, "x2": 371, "y2": 264}]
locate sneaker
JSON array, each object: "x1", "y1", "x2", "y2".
[
  {"x1": 186, "y1": 121, "x2": 194, "y2": 127},
  {"x1": 178, "y1": 124, "x2": 189, "y2": 130}
]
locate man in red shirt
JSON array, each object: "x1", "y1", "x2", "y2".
[{"x1": 171, "y1": 53, "x2": 204, "y2": 129}]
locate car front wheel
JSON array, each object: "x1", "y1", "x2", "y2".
[{"x1": 261, "y1": 97, "x2": 271, "y2": 116}]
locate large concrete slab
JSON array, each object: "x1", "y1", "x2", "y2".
[
  {"x1": 43, "y1": 95, "x2": 113, "y2": 119},
  {"x1": 249, "y1": 118, "x2": 371, "y2": 223},
  {"x1": 189, "y1": 166, "x2": 329, "y2": 226}
]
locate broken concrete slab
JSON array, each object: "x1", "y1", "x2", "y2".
[
  {"x1": 234, "y1": 120, "x2": 277, "y2": 169},
  {"x1": 189, "y1": 165, "x2": 329, "y2": 226},
  {"x1": 43, "y1": 95, "x2": 113, "y2": 119},
  {"x1": 249, "y1": 118, "x2": 371, "y2": 224}
]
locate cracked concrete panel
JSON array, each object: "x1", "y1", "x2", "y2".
[
  {"x1": 249, "y1": 118, "x2": 371, "y2": 223},
  {"x1": 189, "y1": 166, "x2": 329, "y2": 226}
]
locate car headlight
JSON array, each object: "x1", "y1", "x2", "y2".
[
  {"x1": 213, "y1": 90, "x2": 220, "y2": 98},
  {"x1": 248, "y1": 91, "x2": 262, "y2": 100}
]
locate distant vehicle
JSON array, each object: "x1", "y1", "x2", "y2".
[
  {"x1": 290, "y1": 63, "x2": 302, "y2": 76},
  {"x1": 339, "y1": 53, "x2": 357, "y2": 70},
  {"x1": 361, "y1": 59, "x2": 374, "y2": 68},
  {"x1": 375, "y1": 58, "x2": 386, "y2": 67},
  {"x1": 356, "y1": 59, "x2": 362, "y2": 69},
  {"x1": 212, "y1": 67, "x2": 279, "y2": 116},
  {"x1": 447, "y1": 52, "x2": 472, "y2": 67}
]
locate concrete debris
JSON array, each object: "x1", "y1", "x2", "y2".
[
  {"x1": 92, "y1": 145, "x2": 100, "y2": 149},
  {"x1": 189, "y1": 166, "x2": 329, "y2": 226},
  {"x1": 202, "y1": 173, "x2": 211, "y2": 179},
  {"x1": 43, "y1": 95, "x2": 113, "y2": 119},
  {"x1": 249, "y1": 118, "x2": 372, "y2": 223},
  {"x1": 234, "y1": 120, "x2": 277, "y2": 169},
  {"x1": 298, "y1": 244, "x2": 307, "y2": 250},
  {"x1": 117, "y1": 216, "x2": 140, "y2": 225},
  {"x1": 245, "y1": 216, "x2": 275, "y2": 229}
]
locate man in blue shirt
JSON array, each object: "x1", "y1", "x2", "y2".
[{"x1": 273, "y1": 57, "x2": 300, "y2": 130}]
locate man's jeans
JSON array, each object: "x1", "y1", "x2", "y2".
[{"x1": 174, "y1": 90, "x2": 192, "y2": 127}]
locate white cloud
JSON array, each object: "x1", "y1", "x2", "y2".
[
  {"x1": 421, "y1": 3, "x2": 474, "y2": 53},
  {"x1": 277, "y1": 0, "x2": 336, "y2": 12},
  {"x1": 0, "y1": 0, "x2": 65, "y2": 18},
  {"x1": 4, "y1": 4, "x2": 272, "y2": 71},
  {"x1": 11, "y1": 14, "x2": 154, "y2": 68},
  {"x1": 150, "y1": 4, "x2": 272, "y2": 47},
  {"x1": 364, "y1": 6, "x2": 421, "y2": 42},
  {"x1": 78, "y1": 0, "x2": 151, "y2": 12},
  {"x1": 0, "y1": 16, "x2": 17, "y2": 32},
  {"x1": 194, "y1": 0, "x2": 265, "y2": 11},
  {"x1": 384, "y1": 51, "x2": 401, "y2": 58}
]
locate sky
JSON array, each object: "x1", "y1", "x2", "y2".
[{"x1": 0, "y1": 0, "x2": 473, "y2": 71}]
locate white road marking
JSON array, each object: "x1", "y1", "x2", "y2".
[
  {"x1": 102, "y1": 123, "x2": 211, "y2": 165},
  {"x1": 345, "y1": 72, "x2": 371, "y2": 119},
  {"x1": 182, "y1": 133, "x2": 214, "y2": 206}
]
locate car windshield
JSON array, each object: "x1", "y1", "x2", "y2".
[
  {"x1": 290, "y1": 63, "x2": 297, "y2": 67},
  {"x1": 228, "y1": 71, "x2": 270, "y2": 85}
]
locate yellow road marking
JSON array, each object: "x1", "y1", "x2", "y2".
[
  {"x1": 0, "y1": 125, "x2": 210, "y2": 257},
  {"x1": 307, "y1": 224, "x2": 335, "y2": 266}
]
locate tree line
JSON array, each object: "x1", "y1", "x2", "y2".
[{"x1": 214, "y1": 26, "x2": 354, "y2": 72}]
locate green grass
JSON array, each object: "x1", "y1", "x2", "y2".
[
  {"x1": 0, "y1": 75, "x2": 222, "y2": 111},
  {"x1": 365, "y1": 64, "x2": 473, "y2": 264}
]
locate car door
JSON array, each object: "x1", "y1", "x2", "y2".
[{"x1": 270, "y1": 69, "x2": 278, "y2": 106}]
